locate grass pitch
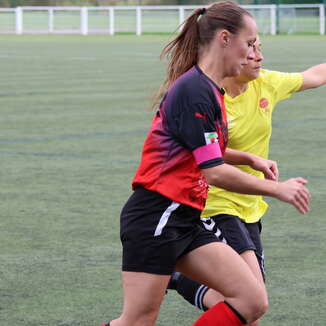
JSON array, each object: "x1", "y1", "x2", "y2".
[{"x1": 0, "y1": 34, "x2": 325, "y2": 326}]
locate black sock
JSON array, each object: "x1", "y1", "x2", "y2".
[{"x1": 174, "y1": 273, "x2": 209, "y2": 311}]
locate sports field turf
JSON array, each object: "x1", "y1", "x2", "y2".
[{"x1": 0, "y1": 34, "x2": 325, "y2": 326}]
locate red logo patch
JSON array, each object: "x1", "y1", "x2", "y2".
[
  {"x1": 259, "y1": 98, "x2": 269, "y2": 109},
  {"x1": 195, "y1": 112, "x2": 207, "y2": 121}
]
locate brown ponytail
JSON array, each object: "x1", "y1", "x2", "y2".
[
  {"x1": 160, "y1": 8, "x2": 204, "y2": 92},
  {"x1": 152, "y1": 1, "x2": 252, "y2": 109},
  {"x1": 152, "y1": 8, "x2": 204, "y2": 108}
]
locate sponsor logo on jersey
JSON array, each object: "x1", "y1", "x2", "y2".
[
  {"x1": 259, "y1": 98, "x2": 270, "y2": 113},
  {"x1": 195, "y1": 112, "x2": 207, "y2": 121},
  {"x1": 204, "y1": 132, "x2": 218, "y2": 145}
]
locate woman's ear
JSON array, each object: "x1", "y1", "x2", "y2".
[{"x1": 216, "y1": 29, "x2": 231, "y2": 48}]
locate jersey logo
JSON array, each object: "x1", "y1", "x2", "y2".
[
  {"x1": 195, "y1": 112, "x2": 207, "y2": 121},
  {"x1": 259, "y1": 98, "x2": 270, "y2": 113},
  {"x1": 204, "y1": 132, "x2": 218, "y2": 145}
]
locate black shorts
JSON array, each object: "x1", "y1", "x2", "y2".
[
  {"x1": 120, "y1": 187, "x2": 220, "y2": 275},
  {"x1": 200, "y1": 214, "x2": 265, "y2": 280}
]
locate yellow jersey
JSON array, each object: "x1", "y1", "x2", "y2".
[{"x1": 201, "y1": 69, "x2": 303, "y2": 223}]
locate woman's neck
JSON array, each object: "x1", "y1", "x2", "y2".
[
  {"x1": 197, "y1": 54, "x2": 225, "y2": 87},
  {"x1": 222, "y1": 77, "x2": 249, "y2": 98}
]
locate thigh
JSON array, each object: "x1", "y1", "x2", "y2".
[
  {"x1": 202, "y1": 214, "x2": 266, "y2": 281},
  {"x1": 175, "y1": 242, "x2": 267, "y2": 318},
  {"x1": 246, "y1": 221, "x2": 266, "y2": 280},
  {"x1": 240, "y1": 250, "x2": 265, "y2": 286},
  {"x1": 120, "y1": 271, "x2": 170, "y2": 326}
]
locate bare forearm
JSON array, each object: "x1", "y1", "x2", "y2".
[
  {"x1": 202, "y1": 163, "x2": 310, "y2": 214},
  {"x1": 300, "y1": 63, "x2": 326, "y2": 91},
  {"x1": 223, "y1": 148, "x2": 257, "y2": 166},
  {"x1": 203, "y1": 163, "x2": 277, "y2": 197}
]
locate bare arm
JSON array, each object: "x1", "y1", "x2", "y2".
[
  {"x1": 224, "y1": 148, "x2": 279, "y2": 181},
  {"x1": 223, "y1": 148, "x2": 255, "y2": 165},
  {"x1": 300, "y1": 63, "x2": 326, "y2": 91},
  {"x1": 202, "y1": 163, "x2": 310, "y2": 214}
]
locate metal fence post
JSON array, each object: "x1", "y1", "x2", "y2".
[
  {"x1": 179, "y1": 6, "x2": 185, "y2": 29},
  {"x1": 320, "y1": 4, "x2": 325, "y2": 35},
  {"x1": 15, "y1": 6, "x2": 23, "y2": 35},
  {"x1": 109, "y1": 7, "x2": 115, "y2": 35},
  {"x1": 48, "y1": 8, "x2": 54, "y2": 33},
  {"x1": 81, "y1": 6, "x2": 88, "y2": 35},
  {"x1": 271, "y1": 4, "x2": 277, "y2": 35},
  {"x1": 136, "y1": 7, "x2": 142, "y2": 36}
]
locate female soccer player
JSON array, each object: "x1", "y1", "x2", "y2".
[
  {"x1": 102, "y1": 3, "x2": 310, "y2": 326},
  {"x1": 168, "y1": 35, "x2": 326, "y2": 325}
]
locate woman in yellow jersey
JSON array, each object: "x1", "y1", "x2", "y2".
[{"x1": 168, "y1": 35, "x2": 326, "y2": 325}]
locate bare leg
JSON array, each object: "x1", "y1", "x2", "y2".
[
  {"x1": 111, "y1": 272, "x2": 170, "y2": 326},
  {"x1": 201, "y1": 250, "x2": 266, "y2": 326},
  {"x1": 176, "y1": 243, "x2": 268, "y2": 324}
]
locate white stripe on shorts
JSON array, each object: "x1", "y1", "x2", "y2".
[
  {"x1": 154, "y1": 201, "x2": 180, "y2": 237},
  {"x1": 201, "y1": 217, "x2": 227, "y2": 244}
]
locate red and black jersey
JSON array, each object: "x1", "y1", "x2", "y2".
[{"x1": 132, "y1": 65, "x2": 228, "y2": 210}]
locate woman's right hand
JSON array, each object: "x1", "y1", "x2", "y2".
[{"x1": 274, "y1": 178, "x2": 310, "y2": 214}]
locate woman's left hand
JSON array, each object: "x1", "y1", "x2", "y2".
[{"x1": 251, "y1": 157, "x2": 279, "y2": 181}]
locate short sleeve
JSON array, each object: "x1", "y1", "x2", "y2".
[
  {"x1": 166, "y1": 102, "x2": 224, "y2": 169},
  {"x1": 264, "y1": 70, "x2": 303, "y2": 103}
]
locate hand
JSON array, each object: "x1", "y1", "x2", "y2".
[
  {"x1": 250, "y1": 157, "x2": 279, "y2": 181},
  {"x1": 275, "y1": 178, "x2": 310, "y2": 214}
]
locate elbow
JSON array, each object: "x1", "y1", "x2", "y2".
[
  {"x1": 205, "y1": 174, "x2": 214, "y2": 186},
  {"x1": 202, "y1": 166, "x2": 226, "y2": 187},
  {"x1": 205, "y1": 174, "x2": 220, "y2": 187}
]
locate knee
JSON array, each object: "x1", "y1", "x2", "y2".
[
  {"x1": 136, "y1": 305, "x2": 161, "y2": 326},
  {"x1": 247, "y1": 293, "x2": 269, "y2": 322},
  {"x1": 249, "y1": 319, "x2": 261, "y2": 326},
  {"x1": 119, "y1": 304, "x2": 160, "y2": 326},
  {"x1": 120, "y1": 313, "x2": 157, "y2": 326},
  {"x1": 136, "y1": 316, "x2": 157, "y2": 326}
]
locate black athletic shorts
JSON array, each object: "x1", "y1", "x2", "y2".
[
  {"x1": 200, "y1": 214, "x2": 265, "y2": 280},
  {"x1": 120, "y1": 187, "x2": 220, "y2": 275}
]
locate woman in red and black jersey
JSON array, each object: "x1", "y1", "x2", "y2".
[{"x1": 103, "y1": 2, "x2": 310, "y2": 326}]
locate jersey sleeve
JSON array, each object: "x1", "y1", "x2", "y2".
[
  {"x1": 264, "y1": 70, "x2": 303, "y2": 105},
  {"x1": 166, "y1": 102, "x2": 224, "y2": 169}
]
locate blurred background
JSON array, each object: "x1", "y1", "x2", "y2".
[{"x1": 0, "y1": 0, "x2": 325, "y2": 9}]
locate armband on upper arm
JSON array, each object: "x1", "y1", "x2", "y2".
[{"x1": 193, "y1": 143, "x2": 222, "y2": 165}]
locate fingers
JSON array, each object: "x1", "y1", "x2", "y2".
[
  {"x1": 293, "y1": 177, "x2": 308, "y2": 185},
  {"x1": 293, "y1": 190, "x2": 310, "y2": 214},
  {"x1": 264, "y1": 168, "x2": 276, "y2": 181},
  {"x1": 271, "y1": 162, "x2": 279, "y2": 181},
  {"x1": 292, "y1": 181, "x2": 310, "y2": 214},
  {"x1": 263, "y1": 160, "x2": 278, "y2": 181},
  {"x1": 277, "y1": 178, "x2": 311, "y2": 214}
]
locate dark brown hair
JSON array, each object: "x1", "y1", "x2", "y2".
[{"x1": 153, "y1": 1, "x2": 252, "y2": 107}]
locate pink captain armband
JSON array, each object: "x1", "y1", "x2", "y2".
[{"x1": 193, "y1": 143, "x2": 222, "y2": 165}]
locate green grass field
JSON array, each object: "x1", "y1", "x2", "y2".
[{"x1": 0, "y1": 34, "x2": 326, "y2": 326}]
